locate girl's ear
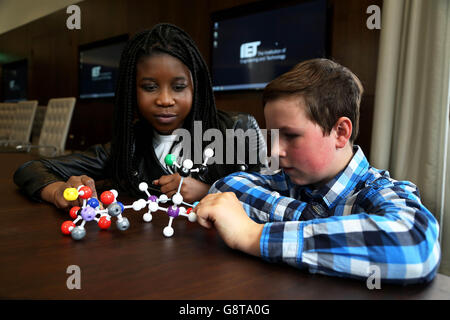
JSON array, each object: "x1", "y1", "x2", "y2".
[{"x1": 333, "y1": 117, "x2": 352, "y2": 149}]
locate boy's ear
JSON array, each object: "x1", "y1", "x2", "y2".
[{"x1": 333, "y1": 117, "x2": 352, "y2": 149}]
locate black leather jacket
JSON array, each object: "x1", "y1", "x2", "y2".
[{"x1": 14, "y1": 111, "x2": 267, "y2": 200}]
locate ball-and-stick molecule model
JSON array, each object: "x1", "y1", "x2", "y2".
[
  {"x1": 61, "y1": 185, "x2": 133, "y2": 240},
  {"x1": 59, "y1": 148, "x2": 214, "y2": 239},
  {"x1": 131, "y1": 148, "x2": 214, "y2": 237}
]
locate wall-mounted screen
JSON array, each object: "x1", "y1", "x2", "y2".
[
  {"x1": 79, "y1": 34, "x2": 128, "y2": 99},
  {"x1": 1, "y1": 59, "x2": 27, "y2": 102},
  {"x1": 211, "y1": 0, "x2": 329, "y2": 92}
]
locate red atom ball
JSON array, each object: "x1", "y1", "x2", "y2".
[
  {"x1": 100, "y1": 191, "x2": 115, "y2": 205},
  {"x1": 69, "y1": 206, "x2": 80, "y2": 219},
  {"x1": 187, "y1": 207, "x2": 193, "y2": 214},
  {"x1": 98, "y1": 216, "x2": 111, "y2": 229},
  {"x1": 61, "y1": 221, "x2": 75, "y2": 235},
  {"x1": 78, "y1": 186, "x2": 92, "y2": 199}
]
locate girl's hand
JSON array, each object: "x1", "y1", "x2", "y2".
[
  {"x1": 40, "y1": 175, "x2": 98, "y2": 210},
  {"x1": 193, "y1": 192, "x2": 263, "y2": 256},
  {"x1": 153, "y1": 173, "x2": 210, "y2": 203}
]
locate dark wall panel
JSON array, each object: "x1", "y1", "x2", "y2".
[{"x1": 0, "y1": 0, "x2": 381, "y2": 157}]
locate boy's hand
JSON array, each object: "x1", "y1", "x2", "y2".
[
  {"x1": 153, "y1": 173, "x2": 210, "y2": 203},
  {"x1": 193, "y1": 192, "x2": 263, "y2": 257},
  {"x1": 40, "y1": 175, "x2": 97, "y2": 210}
]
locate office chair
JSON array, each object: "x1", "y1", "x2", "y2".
[
  {"x1": 16, "y1": 97, "x2": 76, "y2": 157},
  {"x1": 8, "y1": 100, "x2": 38, "y2": 147},
  {"x1": 0, "y1": 102, "x2": 17, "y2": 146},
  {"x1": 30, "y1": 105, "x2": 47, "y2": 144}
]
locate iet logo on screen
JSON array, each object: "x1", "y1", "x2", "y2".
[
  {"x1": 240, "y1": 41, "x2": 261, "y2": 58},
  {"x1": 91, "y1": 66, "x2": 101, "y2": 78}
]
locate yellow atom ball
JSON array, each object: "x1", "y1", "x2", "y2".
[{"x1": 64, "y1": 188, "x2": 79, "y2": 201}]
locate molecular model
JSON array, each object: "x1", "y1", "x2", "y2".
[
  {"x1": 60, "y1": 185, "x2": 134, "y2": 240},
  {"x1": 131, "y1": 148, "x2": 214, "y2": 237},
  {"x1": 59, "y1": 148, "x2": 214, "y2": 240}
]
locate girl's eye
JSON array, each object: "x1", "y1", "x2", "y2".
[
  {"x1": 142, "y1": 84, "x2": 157, "y2": 91},
  {"x1": 173, "y1": 84, "x2": 187, "y2": 91}
]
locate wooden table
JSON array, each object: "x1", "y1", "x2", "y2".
[{"x1": 1, "y1": 153, "x2": 449, "y2": 303}]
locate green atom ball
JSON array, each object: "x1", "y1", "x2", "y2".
[{"x1": 164, "y1": 154, "x2": 176, "y2": 166}]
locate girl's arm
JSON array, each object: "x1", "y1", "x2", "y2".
[
  {"x1": 154, "y1": 173, "x2": 210, "y2": 203},
  {"x1": 14, "y1": 143, "x2": 111, "y2": 202},
  {"x1": 40, "y1": 175, "x2": 98, "y2": 209}
]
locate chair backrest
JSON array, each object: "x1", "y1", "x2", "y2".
[
  {"x1": 31, "y1": 105, "x2": 47, "y2": 144},
  {"x1": 39, "y1": 97, "x2": 76, "y2": 156},
  {"x1": 8, "y1": 100, "x2": 38, "y2": 145},
  {"x1": 0, "y1": 102, "x2": 17, "y2": 141}
]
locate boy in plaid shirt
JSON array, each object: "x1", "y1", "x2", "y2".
[{"x1": 193, "y1": 59, "x2": 441, "y2": 284}]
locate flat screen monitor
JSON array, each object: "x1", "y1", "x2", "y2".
[
  {"x1": 79, "y1": 35, "x2": 128, "y2": 99},
  {"x1": 1, "y1": 59, "x2": 27, "y2": 102},
  {"x1": 211, "y1": 0, "x2": 329, "y2": 92}
]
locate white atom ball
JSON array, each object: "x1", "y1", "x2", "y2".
[
  {"x1": 188, "y1": 212, "x2": 197, "y2": 222},
  {"x1": 183, "y1": 159, "x2": 193, "y2": 170},
  {"x1": 132, "y1": 199, "x2": 146, "y2": 211},
  {"x1": 111, "y1": 189, "x2": 118, "y2": 198},
  {"x1": 172, "y1": 193, "x2": 183, "y2": 205},
  {"x1": 143, "y1": 213, "x2": 153, "y2": 222},
  {"x1": 139, "y1": 182, "x2": 148, "y2": 191},
  {"x1": 204, "y1": 148, "x2": 214, "y2": 158},
  {"x1": 148, "y1": 201, "x2": 159, "y2": 212},
  {"x1": 159, "y1": 194, "x2": 169, "y2": 203},
  {"x1": 163, "y1": 226, "x2": 174, "y2": 237}
]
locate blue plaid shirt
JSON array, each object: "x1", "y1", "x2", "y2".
[{"x1": 210, "y1": 146, "x2": 441, "y2": 284}]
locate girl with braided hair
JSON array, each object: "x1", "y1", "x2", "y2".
[{"x1": 14, "y1": 23, "x2": 265, "y2": 209}]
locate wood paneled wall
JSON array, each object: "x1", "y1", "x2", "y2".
[{"x1": 0, "y1": 0, "x2": 381, "y2": 157}]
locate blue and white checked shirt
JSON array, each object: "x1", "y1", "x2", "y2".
[{"x1": 209, "y1": 146, "x2": 441, "y2": 284}]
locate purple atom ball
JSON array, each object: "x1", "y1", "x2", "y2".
[{"x1": 167, "y1": 205, "x2": 179, "y2": 218}]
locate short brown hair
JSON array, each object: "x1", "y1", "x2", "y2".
[{"x1": 262, "y1": 58, "x2": 363, "y2": 143}]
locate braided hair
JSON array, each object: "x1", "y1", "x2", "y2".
[{"x1": 110, "y1": 23, "x2": 219, "y2": 193}]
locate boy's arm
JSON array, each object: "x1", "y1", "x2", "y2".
[
  {"x1": 207, "y1": 173, "x2": 441, "y2": 284},
  {"x1": 261, "y1": 184, "x2": 440, "y2": 284},
  {"x1": 194, "y1": 192, "x2": 264, "y2": 256},
  {"x1": 209, "y1": 171, "x2": 310, "y2": 223}
]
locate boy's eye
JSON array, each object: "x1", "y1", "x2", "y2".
[{"x1": 283, "y1": 133, "x2": 299, "y2": 139}]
